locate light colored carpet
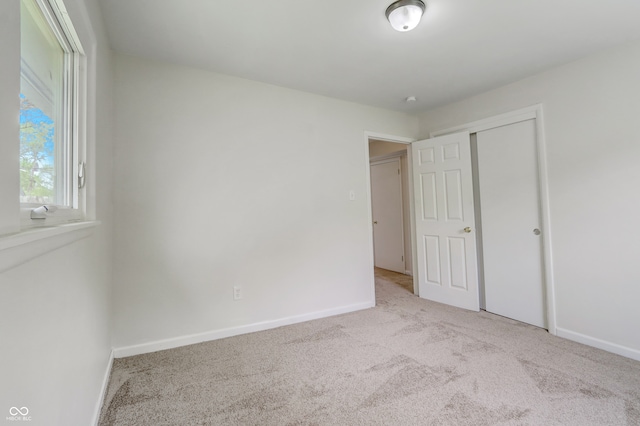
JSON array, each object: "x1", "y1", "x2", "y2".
[
  {"x1": 374, "y1": 267, "x2": 414, "y2": 294},
  {"x1": 99, "y1": 273, "x2": 640, "y2": 425}
]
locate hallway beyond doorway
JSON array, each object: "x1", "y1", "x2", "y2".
[{"x1": 375, "y1": 267, "x2": 413, "y2": 294}]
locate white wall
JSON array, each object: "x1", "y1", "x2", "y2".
[
  {"x1": 369, "y1": 139, "x2": 408, "y2": 158},
  {"x1": 0, "y1": 1, "x2": 21, "y2": 236},
  {"x1": 112, "y1": 54, "x2": 417, "y2": 352},
  {"x1": 0, "y1": 0, "x2": 114, "y2": 425},
  {"x1": 417, "y1": 40, "x2": 640, "y2": 358}
]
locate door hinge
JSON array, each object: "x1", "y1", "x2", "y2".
[
  {"x1": 401, "y1": 255, "x2": 404, "y2": 262},
  {"x1": 398, "y1": 169, "x2": 400, "y2": 175}
]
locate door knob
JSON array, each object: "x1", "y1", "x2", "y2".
[
  {"x1": 464, "y1": 227, "x2": 472, "y2": 233},
  {"x1": 533, "y1": 228, "x2": 541, "y2": 235},
  {"x1": 374, "y1": 221, "x2": 378, "y2": 225}
]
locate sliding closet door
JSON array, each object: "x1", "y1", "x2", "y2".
[{"x1": 476, "y1": 119, "x2": 545, "y2": 328}]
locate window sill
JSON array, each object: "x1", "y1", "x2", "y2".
[{"x1": 0, "y1": 221, "x2": 100, "y2": 273}]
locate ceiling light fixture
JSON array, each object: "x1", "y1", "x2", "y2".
[{"x1": 385, "y1": 0, "x2": 426, "y2": 32}]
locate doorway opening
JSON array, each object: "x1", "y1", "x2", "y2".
[{"x1": 368, "y1": 137, "x2": 416, "y2": 295}]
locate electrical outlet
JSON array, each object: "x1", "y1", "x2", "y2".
[{"x1": 233, "y1": 286, "x2": 242, "y2": 300}]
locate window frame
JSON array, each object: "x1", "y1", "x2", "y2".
[{"x1": 19, "y1": 0, "x2": 86, "y2": 228}]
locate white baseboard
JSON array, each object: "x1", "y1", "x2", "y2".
[
  {"x1": 92, "y1": 349, "x2": 114, "y2": 426},
  {"x1": 113, "y1": 301, "x2": 374, "y2": 358},
  {"x1": 556, "y1": 327, "x2": 640, "y2": 362},
  {"x1": 404, "y1": 270, "x2": 413, "y2": 276}
]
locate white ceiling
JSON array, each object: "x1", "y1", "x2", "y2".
[{"x1": 99, "y1": 0, "x2": 640, "y2": 113}]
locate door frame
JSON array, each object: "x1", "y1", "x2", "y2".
[
  {"x1": 430, "y1": 104, "x2": 557, "y2": 335},
  {"x1": 364, "y1": 132, "x2": 418, "y2": 296}
]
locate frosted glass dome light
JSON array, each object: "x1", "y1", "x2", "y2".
[{"x1": 386, "y1": 0, "x2": 426, "y2": 32}]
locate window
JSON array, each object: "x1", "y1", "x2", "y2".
[{"x1": 19, "y1": 0, "x2": 84, "y2": 225}]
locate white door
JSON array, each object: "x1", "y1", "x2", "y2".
[
  {"x1": 476, "y1": 119, "x2": 546, "y2": 328},
  {"x1": 412, "y1": 132, "x2": 479, "y2": 311},
  {"x1": 371, "y1": 158, "x2": 405, "y2": 273}
]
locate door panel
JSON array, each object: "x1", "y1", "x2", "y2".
[
  {"x1": 412, "y1": 132, "x2": 479, "y2": 311},
  {"x1": 371, "y1": 158, "x2": 405, "y2": 273},
  {"x1": 420, "y1": 173, "x2": 438, "y2": 220},
  {"x1": 476, "y1": 119, "x2": 545, "y2": 328},
  {"x1": 448, "y1": 237, "x2": 468, "y2": 289},
  {"x1": 444, "y1": 170, "x2": 463, "y2": 220},
  {"x1": 424, "y1": 236, "x2": 441, "y2": 284}
]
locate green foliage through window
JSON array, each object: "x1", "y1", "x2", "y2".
[{"x1": 20, "y1": 93, "x2": 55, "y2": 203}]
